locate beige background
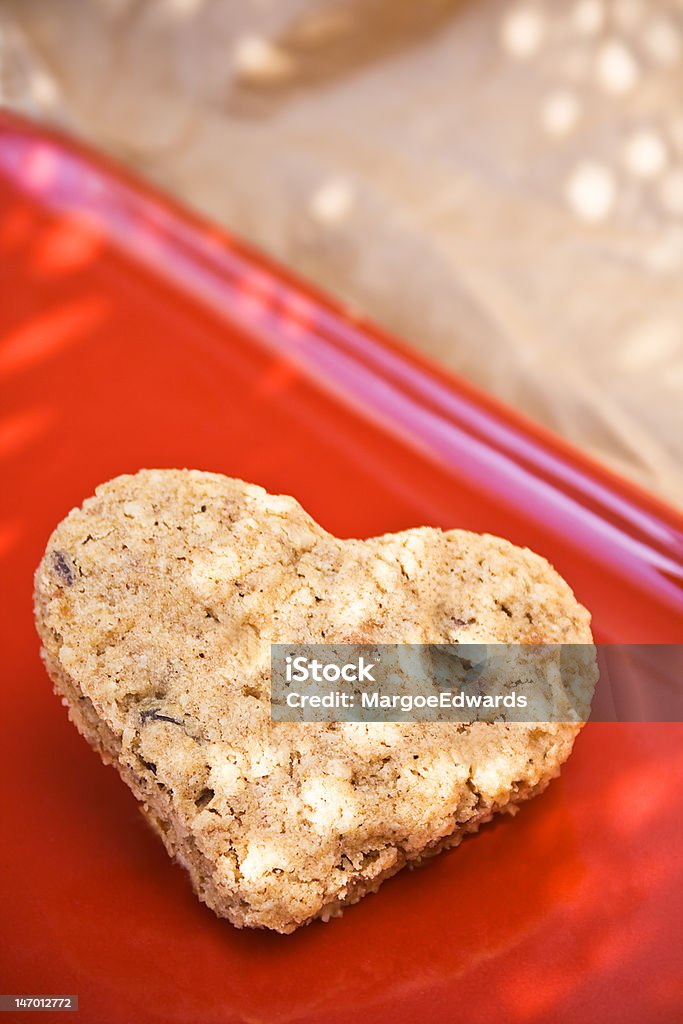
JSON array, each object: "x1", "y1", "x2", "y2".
[{"x1": 2, "y1": 0, "x2": 682, "y2": 508}]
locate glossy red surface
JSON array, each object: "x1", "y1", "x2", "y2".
[{"x1": 1, "y1": 113, "x2": 682, "y2": 1024}]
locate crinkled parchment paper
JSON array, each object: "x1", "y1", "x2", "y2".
[{"x1": 2, "y1": 0, "x2": 682, "y2": 507}]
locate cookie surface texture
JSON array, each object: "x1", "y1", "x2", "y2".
[{"x1": 34, "y1": 470, "x2": 592, "y2": 933}]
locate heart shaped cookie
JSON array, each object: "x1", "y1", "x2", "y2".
[{"x1": 34, "y1": 470, "x2": 592, "y2": 932}]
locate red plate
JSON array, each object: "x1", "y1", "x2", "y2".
[{"x1": 1, "y1": 113, "x2": 682, "y2": 1024}]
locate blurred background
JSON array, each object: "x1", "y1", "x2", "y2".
[{"x1": 2, "y1": 0, "x2": 682, "y2": 508}]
